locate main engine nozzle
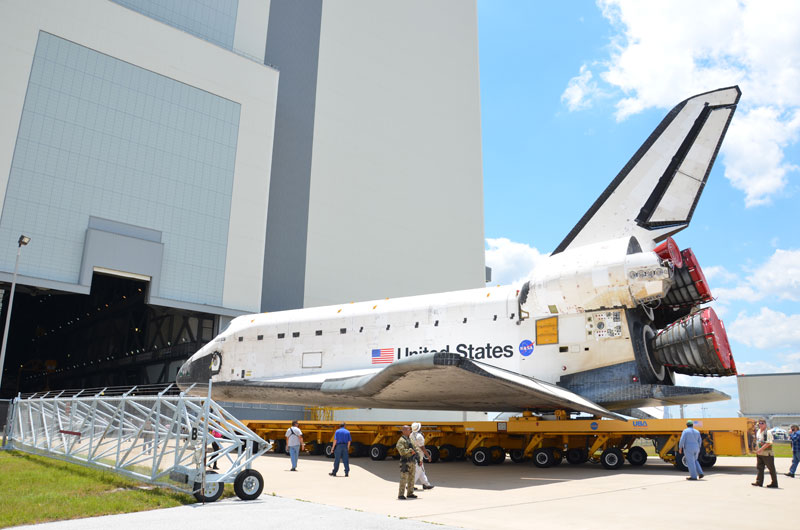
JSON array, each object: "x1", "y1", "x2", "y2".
[{"x1": 652, "y1": 307, "x2": 736, "y2": 377}]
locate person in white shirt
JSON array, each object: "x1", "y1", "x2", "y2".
[
  {"x1": 285, "y1": 420, "x2": 305, "y2": 471},
  {"x1": 411, "y1": 422, "x2": 434, "y2": 490}
]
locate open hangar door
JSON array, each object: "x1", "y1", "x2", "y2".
[{"x1": 0, "y1": 271, "x2": 217, "y2": 396}]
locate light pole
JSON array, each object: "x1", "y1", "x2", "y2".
[{"x1": 0, "y1": 235, "x2": 30, "y2": 393}]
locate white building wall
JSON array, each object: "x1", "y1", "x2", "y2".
[
  {"x1": 0, "y1": 0, "x2": 278, "y2": 314},
  {"x1": 738, "y1": 373, "x2": 800, "y2": 416},
  {"x1": 233, "y1": 0, "x2": 271, "y2": 62},
  {"x1": 302, "y1": 0, "x2": 485, "y2": 307}
]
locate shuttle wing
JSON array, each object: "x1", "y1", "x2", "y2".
[
  {"x1": 553, "y1": 86, "x2": 741, "y2": 254},
  {"x1": 210, "y1": 352, "x2": 626, "y2": 420}
]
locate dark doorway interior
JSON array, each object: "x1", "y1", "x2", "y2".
[{"x1": 0, "y1": 272, "x2": 216, "y2": 397}]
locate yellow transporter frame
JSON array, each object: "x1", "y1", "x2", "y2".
[{"x1": 244, "y1": 416, "x2": 755, "y2": 471}]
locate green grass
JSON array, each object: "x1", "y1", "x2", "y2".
[
  {"x1": 0, "y1": 450, "x2": 198, "y2": 528},
  {"x1": 771, "y1": 442, "x2": 792, "y2": 458}
]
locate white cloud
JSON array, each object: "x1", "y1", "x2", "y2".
[
  {"x1": 485, "y1": 238, "x2": 547, "y2": 286},
  {"x1": 727, "y1": 307, "x2": 800, "y2": 349},
  {"x1": 722, "y1": 107, "x2": 800, "y2": 206},
  {"x1": 702, "y1": 265, "x2": 738, "y2": 285},
  {"x1": 714, "y1": 248, "x2": 800, "y2": 303},
  {"x1": 562, "y1": 0, "x2": 800, "y2": 206},
  {"x1": 734, "y1": 356, "x2": 800, "y2": 374},
  {"x1": 561, "y1": 64, "x2": 598, "y2": 111}
]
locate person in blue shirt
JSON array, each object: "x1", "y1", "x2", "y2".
[
  {"x1": 329, "y1": 422, "x2": 351, "y2": 477},
  {"x1": 786, "y1": 424, "x2": 800, "y2": 478},
  {"x1": 678, "y1": 419, "x2": 704, "y2": 480}
]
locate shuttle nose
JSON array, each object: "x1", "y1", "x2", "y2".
[{"x1": 176, "y1": 350, "x2": 213, "y2": 389}]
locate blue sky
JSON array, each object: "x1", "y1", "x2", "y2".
[{"x1": 478, "y1": 0, "x2": 800, "y2": 418}]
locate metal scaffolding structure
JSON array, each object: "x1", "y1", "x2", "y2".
[{"x1": 2, "y1": 383, "x2": 271, "y2": 502}]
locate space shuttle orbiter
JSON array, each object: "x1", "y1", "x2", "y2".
[{"x1": 177, "y1": 87, "x2": 740, "y2": 420}]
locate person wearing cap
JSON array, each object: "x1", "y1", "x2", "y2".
[
  {"x1": 678, "y1": 419, "x2": 704, "y2": 481},
  {"x1": 753, "y1": 419, "x2": 778, "y2": 488},
  {"x1": 396, "y1": 425, "x2": 418, "y2": 499},
  {"x1": 786, "y1": 424, "x2": 800, "y2": 478},
  {"x1": 410, "y1": 422, "x2": 434, "y2": 490}
]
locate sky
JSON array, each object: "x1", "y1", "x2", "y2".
[{"x1": 477, "y1": 0, "x2": 800, "y2": 418}]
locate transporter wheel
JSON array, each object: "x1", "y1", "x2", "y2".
[
  {"x1": 325, "y1": 442, "x2": 335, "y2": 458},
  {"x1": 350, "y1": 441, "x2": 365, "y2": 457},
  {"x1": 369, "y1": 443, "x2": 388, "y2": 461},
  {"x1": 274, "y1": 439, "x2": 287, "y2": 454},
  {"x1": 234, "y1": 469, "x2": 264, "y2": 501},
  {"x1": 566, "y1": 448, "x2": 588, "y2": 465},
  {"x1": 489, "y1": 445, "x2": 506, "y2": 465},
  {"x1": 453, "y1": 447, "x2": 467, "y2": 461},
  {"x1": 471, "y1": 447, "x2": 491, "y2": 466},
  {"x1": 309, "y1": 441, "x2": 324, "y2": 455},
  {"x1": 673, "y1": 453, "x2": 688, "y2": 471},
  {"x1": 600, "y1": 448, "x2": 624, "y2": 470},
  {"x1": 699, "y1": 452, "x2": 717, "y2": 468},
  {"x1": 533, "y1": 448, "x2": 554, "y2": 468},
  {"x1": 427, "y1": 445, "x2": 440, "y2": 463},
  {"x1": 439, "y1": 444, "x2": 456, "y2": 462},
  {"x1": 551, "y1": 449, "x2": 563, "y2": 466},
  {"x1": 193, "y1": 481, "x2": 224, "y2": 503},
  {"x1": 509, "y1": 449, "x2": 527, "y2": 463},
  {"x1": 627, "y1": 446, "x2": 648, "y2": 466}
]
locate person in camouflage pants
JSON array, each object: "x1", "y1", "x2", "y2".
[{"x1": 396, "y1": 425, "x2": 418, "y2": 499}]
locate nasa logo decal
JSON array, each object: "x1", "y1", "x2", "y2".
[
  {"x1": 519, "y1": 340, "x2": 534, "y2": 356},
  {"x1": 590, "y1": 422, "x2": 598, "y2": 430}
]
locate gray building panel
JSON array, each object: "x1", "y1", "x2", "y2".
[
  {"x1": 110, "y1": 0, "x2": 239, "y2": 50},
  {"x1": 79, "y1": 227, "x2": 164, "y2": 291},
  {"x1": 0, "y1": 32, "x2": 240, "y2": 307},
  {"x1": 261, "y1": 0, "x2": 323, "y2": 312}
]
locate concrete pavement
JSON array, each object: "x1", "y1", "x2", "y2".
[{"x1": 11, "y1": 454, "x2": 794, "y2": 529}]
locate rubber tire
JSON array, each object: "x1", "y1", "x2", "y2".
[
  {"x1": 453, "y1": 447, "x2": 467, "y2": 461},
  {"x1": 551, "y1": 449, "x2": 563, "y2": 466},
  {"x1": 600, "y1": 447, "x2": 624, "y2": 470},
  {"x1": 234, "y1": 469, "x2": 264, "y2": 501},
  {"x1": 274, "y1": 439, "x2": 287, "y2": 454},
  {"x1": 439, "y1": 444, "x2": 456, "y2": 462},
  {"x1": 309, "y1": 441, "x2": 324, "y2": 455},
  {"x1": 369, "y1": 443, "x2": 388, "y2": 461},
  {"x1": 193, "y1": 481, "x2": 224, "y2": 503},
  {"x1": 325, "y1": 442, "x2": 334, "y2": 458},
  {"x1": 627, "y1": 446, "x2": 648, "y2": 466},
  {"x1": 427, "y1": 445, "x2": 440, "y2": 463},
  {"x1": 489, "y1": 445, "x2": 505, "y2": 465},
  {"x1": 533, "y1": 448, "x2": 554, "y2": 468},
  {"x1": 699, "y1": 452, "x2": 717, "y2": 468},
  {"x1": 673, "y1": 453, "x2": 688, "y2": 471},
  {"x1": 471, "y1": 447, "x2": 491, "y2": 466},
  {"x1": 350, "y1": 441, "x2": 365, "y2": 457},
  {"x1": 509, "y1": 449, "x2": 527, "y2": 463},
  {"x1": 566, "y1": 448, "x2": 587, "y2": 465}
]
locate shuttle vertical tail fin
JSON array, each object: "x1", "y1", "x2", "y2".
[{"x1": 553, "y1": 86, "x2": 741, "y2": 254}]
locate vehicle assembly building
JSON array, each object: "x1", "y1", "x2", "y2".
[{"x1": 0, "y1": 0, "x2": 484, "y2": 395}]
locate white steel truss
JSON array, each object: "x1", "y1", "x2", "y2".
[{"x1": 4, "y1": 384, "x2": 271, "y2": 502}]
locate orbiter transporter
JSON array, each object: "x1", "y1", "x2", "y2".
[{"x1": 178, "y1": 87, "x2": 741, "y2": 420}]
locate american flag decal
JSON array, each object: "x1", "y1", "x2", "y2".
[{"x1": 371, "y1": 348, "x2": 394, "y2": 364}]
